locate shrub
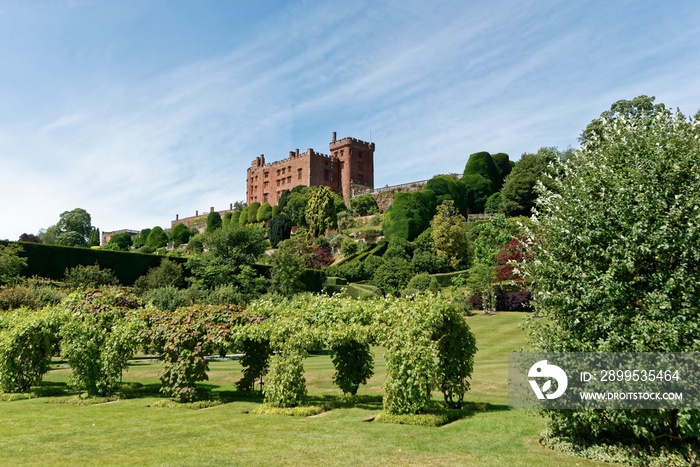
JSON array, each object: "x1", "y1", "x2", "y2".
[
  {"x1": 0, "y1": 307, "x2": 64, "y2": 392},
  {"x1": 0, "y1": 285, "x2": 38, "y2": 311},
  {"x1": 372, "y1": 257, "x2": 414, "y2": 296},
  {"x1": 64, "y1": 264, "x2": 119, "y2": 289},
  {"x1": 350, "y1": 193, "x2": 378, "y2": 216},
  {"x1": 411, "y1": 251, "x2": 449, "y2": 274},
  {"x1": 406, "y1": 273, "x2": 439, "y2": 295},
  {"x1": 0, "y1": 244, "x2": 27, "y2": 286},
  {"x1": 204, "y1": 284, "x2": 246, "y2": 306},
  {"x1": 144, "y1": 286, "x2": 190, "y2": 312},
  {"x1": 340, "y1": 238, "x2": 358, "y2": 256},
  {"x1": 133, "y1": 259, "x2": 185, "y2": 294}
]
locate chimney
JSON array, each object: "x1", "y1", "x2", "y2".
[
  {"x1": 196, "y1": 210, "x2": 199, "y2": 217},
  {"x1": 296, "y1": 148, "x2": 300, "y2": 157},
  {"x1": 289, "y1": 151, "x2": 295, "y2": 158},
  {"x1": 332, "y1": 131, "x2": 337, "y2": 142},
  {"x1": 210, "y1": 207, "x2": 214, "y2": 213},
  {"x1": 230, "y1": 203, "x2": 233, "y2": 210},
  {"x1": 176, "y1": 214, "x2": 179, "y2": 221}
]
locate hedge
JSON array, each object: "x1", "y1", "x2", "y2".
[
  {"x1": 2, "y1": 241, "x2": 185, "y2": 286},
  {"x1": 431, "y1": 270, "x2": 469, "y2": 287},
  {"x1": 250, "y1": 263, "x2": 325, "y2": 293}
]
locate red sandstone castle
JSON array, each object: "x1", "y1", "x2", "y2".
[{"x1": 246, "y1": 132, "x2": 375, "y2": 206}]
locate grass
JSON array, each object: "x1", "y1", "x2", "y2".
[{"x1": 0, "y1": 312, "x2": 607, "y2": 466}]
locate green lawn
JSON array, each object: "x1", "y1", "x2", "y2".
[{"x1": 0, "y1": 312, "x2": 606, "y2": 466}]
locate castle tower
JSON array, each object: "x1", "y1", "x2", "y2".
[{"x1": 328, "y1": 132, "x2": 375, "y2": 205}]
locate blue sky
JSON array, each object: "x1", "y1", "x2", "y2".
[{"x1": 1, "y1": 0, "x2": 700, "y2": 240}]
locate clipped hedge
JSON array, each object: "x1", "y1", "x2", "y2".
[
  {"x1": 3, "y1": 241, "x2": 185, "y2": 286},
  {"x1": 431, "y1": 270, "x2": 469, "y2": 287}
]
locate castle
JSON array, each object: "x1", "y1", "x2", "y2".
[
  {"x1": 246, "y1": 132, "x2": 375, "y2": 206},
  {"x1": 171, "y1": 132, "x2": 375, "y2": 230}
]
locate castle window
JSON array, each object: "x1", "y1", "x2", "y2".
[
  {"x1": 263, "y1": 193, "x2": 268, "y2": 202},
  {"x1": 324, "y1": 169, "x2": 329, "y2": 181},
  {"x1": 281, "y1": 168, "x2": 285, "y2": 175},
  {"x1": 264, "y1": 172, "x2": 269, "y2": 178},
  {"x1": 287, "y1": 176, "x2": 291, "y2": 184},
  {"x1": 359, "y1": 151, "x2": 363, "y2": 158},
  {"x1": 264, "y1": 181, "x2": 269, "y2": 189},
  {"x1": 297, "y1": 168, "x2": 302, "y2": 180},
  {"x1": 277, "y1": 169, "x2": 280, "y2": 176},
  {"x1": 358, "y1": 163, "x2": 364, "y2": 172},
  {"x1": 288, "y1": 166, "x2": 291, "y2": 172}
]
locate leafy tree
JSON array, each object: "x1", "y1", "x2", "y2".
[
  {"x1": 525, "y1": 102, "x2": 700, "y2": 459},
  {"x1": 134, "y1": 259, "x2": 185, "y2": 294},
  {"x1": 579, "y1": 94, "x2": 665, "y2": 145},
  {"x1": 146, "y1": 226, "x2": 169, "y2": 249},
  {"x1": 466, "y1": 263, "x2": 497, "y2": 313},
  {"x1": 470, "y1": 215, "x2": 515, "y2": 266},
  {"x1": 57, "y1": 208, "x2": 93, "y2": 245},
  {"x1": 256, "y1": 202, "x2": 273, "y2": 222},
  {"x1": 350, "y1": 193, "x2": 378, "y2": 216},
  {"x1": 283, "y1": 190, "x2": 310, "y2": 226},
  {"x1": 0, "y1": 244, "x2": 27, "y2": 286},
  {"x1": 383, "y1": 237, "x2": 413, "y2": 261},
  {"x1": 382, "y1": 190, "x2": 437, "y2": 242},
  {"x1": 305, "y1": 186, "x2": 337, "y2": 237},
  {"x1": 18, "y1": 233, "x2": 41, "y2": 243},
  {"x1": 430, "y1": 200, "x2": 471, "y2": 269},
  {"x1": 484, "y1": 192, "x2": 501, "y2": 214},
  {"x1": 231, "y1": 211, "x2": 241, "y2": 225},
  {"x1": 372, "y1": 257, "x2": 414, "y2": 296},
  {"x1": 88, "y1": 228, "x2": 100, "y2": 247},
  {"x1": 411, "y1": 251, "x2": 449, "y2": 274},
  {"x1": 499, "y1": 148, "x2": 558, "y2": 217},
  {"x1": 268, "y1": 213, "x2": 292, "y2": 248},
  {"x1": 277, "y1": 189, "x2": 292, "y2": 212},
  {"x1": 107, "y1": 232, "x2": 133, "y2": 251},
  {"x1": 204, "y1": 222, "x2": 267, "y2": 268},
  {"x1": 340, "y1": 238, "x2": 358, "y2": 256},
  {"x1": 270, "y1": 239, "x2": 306, "y2": 296},
  {"x1": 406, "y1": 272, "x2": 439, "y2": 295},
  {"x1": 206, "y1": 211, "x2": 223, "y2": 233},
  {"x1": 233, "y1": 200, "x2": 246, "y2": 211},
  {"x1": 271, "y1": 205, "x2": 280, "y2": 218},
  {"x1": 247, "y1": 202, "x2": 261, "y2": 224}
]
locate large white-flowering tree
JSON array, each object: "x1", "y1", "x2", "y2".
[{"x1": 524, "y1": 100, "x2": 700, "y2": 461}]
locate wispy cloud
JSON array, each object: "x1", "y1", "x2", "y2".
[{"x1": 2, "y1": 0, "x2": 700, "y2": 240}]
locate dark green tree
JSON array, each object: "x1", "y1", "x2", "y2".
[
  {"x1": 171, "y1": 223, "x2": 194, "y2": 246},
  {"x1": 579, "y1": 94, "x2": 665, "y2": 145},
  {"x1": 350, "y1": 193, "x2": 378, "y2": 216},
  {"x1": 372, "y1": 257, "x2": 414, "y2": 296},
  {"x1": 134, "y1": 228, "x2": 152, "y2": 248},
  {"x1": 107, "y1": 232, "x2": 133, "y2": 251},
  {"x1": 206, "y1": 211, "x2": 223, "y2": 233},
  {"x1": 425, "y1": 175, "x2": 468, "y2": 217},
  {"x1": 268, "y1": 213, "x2": 292, "y2": 248},
  {"x1": 146, "y1": 227, "x2": 169, "y2": 249},
  {"x1": 382, "y1": 190, "x2": 437, "y2": 242},
  {"x1": 498, "y1": 148, "x2": 558, "y2": 217}
]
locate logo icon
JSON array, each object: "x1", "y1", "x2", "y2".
[{"x1": 528, "y1": 360, "x2": 568, "y2": 400}]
